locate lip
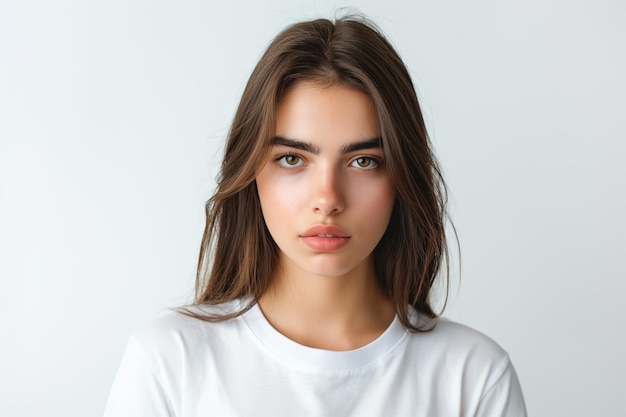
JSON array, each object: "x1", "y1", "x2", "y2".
[
  {"x1": 300, "y1": 224, "x2": 350, "y2": 252},
  {"x1": 301, "y1": 224, "x2": 350, "y2": 238}
]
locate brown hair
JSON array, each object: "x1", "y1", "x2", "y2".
[{"x1": 186, "y1": 16, "x2": 452, "y2": 331}]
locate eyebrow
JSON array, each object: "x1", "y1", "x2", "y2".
[{"x1": 271, "y1": 136, "x2": 382, "y2": 155}]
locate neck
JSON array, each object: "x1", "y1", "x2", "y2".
[{"x1": 257, "y1": 256, "x2": 395, "y2": 351}]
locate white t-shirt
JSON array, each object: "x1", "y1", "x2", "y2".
[{"x1": 103, "y1": 300, "x2": 527, "y2": 416}]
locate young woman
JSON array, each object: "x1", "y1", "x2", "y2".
[{"x1": 104, "y1": 16, "x2": 527, "y2": 416}]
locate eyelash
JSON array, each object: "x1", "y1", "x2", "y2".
[
  {"x1": 275, "y1": 153, "x2": 304, "y2": 168},
  {"x1": 351, "y1": 156, "x2": 380, "y2": 170},
  {"x1": 274, "y1": 153, "x2": 381, "y2": 170}
]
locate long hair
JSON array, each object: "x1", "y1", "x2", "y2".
[{"x1": 186, "y1": 16, "x2": 452, "y2": 331}]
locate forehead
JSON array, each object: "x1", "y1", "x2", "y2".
[{"x1": 274, "y1": 81, "x2": 380, "y2": 146}]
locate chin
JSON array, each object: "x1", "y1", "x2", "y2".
[{"x1": 302, "y1": 256, "x2": 368, "y2": 279}]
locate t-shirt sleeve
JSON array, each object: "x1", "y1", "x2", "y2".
[
  {"x1": 102, "y1": 335, "x2": 175, "y2": 417},
  {"x1": 474, "y1": 356, "x2": 528, "y2": 417}
]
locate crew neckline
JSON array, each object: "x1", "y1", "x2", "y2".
[{"x1": 241, "y1": 302, "x2": 408, "y2": 373}]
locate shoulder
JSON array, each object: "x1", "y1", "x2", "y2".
[
  {"x1": 406, "y1": 314, "x2": 513, "y2": 389},
  {"x1": 408, "y1": 312, "x2": 507, "y2": 356},
  {"x1": 428, "y1": 318, "x2": 507, "y2": 357},
  {"x1": 126, "y1": 300, "x2": 248, "y2": 366},
  {"x1": 402, "y1": 315, "x2": 527, "y2": 414}
]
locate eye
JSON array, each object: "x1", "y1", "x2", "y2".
[
  {"x1": 351, "y1": 156, "x2": 379, "y2": 169},
  {"x1": 276, "y1": 154, "x2": 304, "y2": 168}
]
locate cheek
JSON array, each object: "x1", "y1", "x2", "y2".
[
  {"x1": 353, "y1": 178, "x2": 395, "y2": 215},
  {"x1": 372, "y1": 193, "x2": 395, "y2": 230},
  {"x1": 257, "y1": 176, "x2": 304, "y2": 224}
]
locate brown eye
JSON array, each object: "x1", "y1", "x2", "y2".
[
  {"x1": 352, "y1": 157, "x2": 378, "y2": 169},
  {"x1": 277, "y1": 154, "x2": 304, "y2": 168}
]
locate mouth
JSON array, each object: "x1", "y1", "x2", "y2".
[
  {"x1": 300, "y1": 224, "x2": 350, "y2": 238},
  {"x1": 300, "y1": 225, "x2": 350, "y2": 251}
]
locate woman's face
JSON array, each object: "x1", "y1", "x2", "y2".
[{"x1": 255, "y1": 81, "x2": 395, "y2": 279}]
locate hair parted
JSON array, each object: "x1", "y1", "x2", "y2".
[{"x1": 185, "y1": 15, "x2": 453, "y2": 332}]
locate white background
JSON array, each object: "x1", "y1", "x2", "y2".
[{"x1": 1, "y1": 1, "x2": 624, "y2": 416}]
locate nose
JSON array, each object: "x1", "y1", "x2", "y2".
[{"x1": 309, "y1": 163, "x2": 345, "y2": 216}]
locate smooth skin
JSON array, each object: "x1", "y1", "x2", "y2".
[{"x1": 256, "y1": 81, "x2": 396, "y2": 351}]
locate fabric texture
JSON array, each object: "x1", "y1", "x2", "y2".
[{"x1": 103, "y1": 300, "x2": 527, "y2": 417}]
